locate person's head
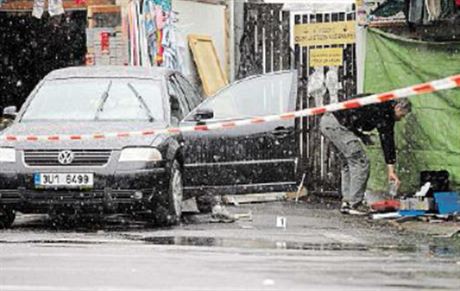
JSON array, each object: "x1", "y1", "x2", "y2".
[{"x1": 394, "y1": 99, "x2": 412, "y2": 121}]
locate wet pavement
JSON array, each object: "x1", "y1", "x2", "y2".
[{"x1": 1, "y1": 200, "x2": 460, "y2": 291}]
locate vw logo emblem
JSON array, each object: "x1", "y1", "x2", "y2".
[{"x1": 57, "y1": 150, "x2": 74, "y2": 165}]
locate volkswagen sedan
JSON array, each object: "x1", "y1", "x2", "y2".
[{"x1": 0, "y1": 66, "x2": 300, "y2": 228}]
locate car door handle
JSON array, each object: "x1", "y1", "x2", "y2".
[{"x1": 271, "y1": 127, "x2": 292, "y2": 138}]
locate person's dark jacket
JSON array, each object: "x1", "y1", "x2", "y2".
[{"x1": 333, "y1": 101, "x2": 397, "y2": 164}]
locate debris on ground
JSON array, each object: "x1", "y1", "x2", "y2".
[{"x1": 222, "y1": 192, "x2": 287, "y2": 205}]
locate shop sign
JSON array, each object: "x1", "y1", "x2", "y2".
[
  {"x1": 309, "y1": 48, "x2": 343, "y2": 67},
  {"x1": 294, "y1": 21, "x2": 356, "y2": 47}
]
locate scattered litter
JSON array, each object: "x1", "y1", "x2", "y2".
[
  {"x1": 222, "y1": 192, "x2": 287, "y2": 205},
  {"x1": 400, "y1": 197, "x2": 434, "y2": 211},
  {"x1": 399, "y1": 210, "x2": 427, "y2": 217},
  {"x1": 233, "y1": 212, "x2": 253, "y2": 221},
  {"x1": 210, "y1": 205, "x2": 236, "y2": 223},
  {"x1": 371, "y1": 212, "x2": 401, "y2": 220},
  {"x1": 222, "y1": 195, "x2": 240, "y2": 206},
  {"x1": 295, "y1": 173, "x2": 307, "y2": 203},
  {"x1": 262, "y1": 279, "x2": 275, "y2": 286},
  {"x1": 181, "y1": 197, "x2": 200, "y2": 213},
  {"x1": 275, "y1": 241, "x2": 287, "y2": 249},
  {"x1": 415, "y1": 182, "x2": 431, "y2": 197},
  {"x1": 371, "y1": 199, "x2": 400, "y2": 212}
]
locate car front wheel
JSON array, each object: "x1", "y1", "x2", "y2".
[
  {"x1": 0, "y1": 207, "x2": 15, "y2": 229},
  {"x1": 149, "y1": 160, "x2": 183, "y2": 226}
]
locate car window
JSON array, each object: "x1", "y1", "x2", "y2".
[
  {"x1": 167, "y1": 76, "x2": 190, "y2": 122},
  {"x1": 175, "y1": 74, "x2": 202, "y2": 109},
  {"x1": 189, "y1": 71, "x2": 296, "y2": 120},
  {"x1": 21, "y1": 78, "x2": 164, "y2": 121}
]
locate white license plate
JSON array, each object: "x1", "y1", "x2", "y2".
[{"x1": 34, "y1": 173, "x2": 94, "y2": 188}]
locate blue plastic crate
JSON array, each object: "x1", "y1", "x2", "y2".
[{"x1": 434, "y1": 192, "x2": 460, "y2": 214}]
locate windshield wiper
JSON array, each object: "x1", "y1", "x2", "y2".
[
  {"x1": 94, "y1": 81, "x2": 112, "y2": 120},
  {"x1": 127, "y1": 83, "x2": 155, "y2": 122}
]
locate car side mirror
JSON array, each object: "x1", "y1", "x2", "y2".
[
  {"x1": 193, "y1": 108, "x2": 214, "y2": 121},
  {"x1": 2, "y1": 106, "x2": 17, "y2": 118}
]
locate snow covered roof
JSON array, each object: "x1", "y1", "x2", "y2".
[{"x1": 44, "y1": 66, "x2": 172, "y2": 80}]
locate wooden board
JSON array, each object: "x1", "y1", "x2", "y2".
[
  {"x1": 188, "y1": 34, "x2": 228, "y2": 97},
  {"x1": 221, "y1": 192, "x2": 287, "y2": 205}
]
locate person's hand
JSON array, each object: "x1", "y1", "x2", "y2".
[{"x1": 387, "y1": 165, "x2": 401, "y2": 188}]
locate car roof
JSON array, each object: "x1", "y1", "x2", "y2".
[{"x1": 44, "y1": 66, "x2": 174, "y2": 80}]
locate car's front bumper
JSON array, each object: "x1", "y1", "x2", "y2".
[{"x1": 0, "y1": 168, "x2": 169, "y2": 213}]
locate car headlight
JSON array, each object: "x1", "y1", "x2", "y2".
[
  {"x1": 119, "y1": 147, "x2": 162, "y2": 162},
  {"x1": 0, "y1": 148, "x2": 16, "y2": 162}
]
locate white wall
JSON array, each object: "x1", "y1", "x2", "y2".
[{"x1": 173, "y1": 0, "x2": 227, "y2": 86}]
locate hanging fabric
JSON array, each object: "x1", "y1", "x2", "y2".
[
  {"x1": 425, "y1": 0, "x2": 441, "y2": 21},
  {"x1": 142, "y1": 0, "x2": 172, "y2": 66},
  {"x1": 32, "y1": 0, "x2": 46, "y2": 19},
  {"x1": 32, "y1": 0, "x2": 65, "y2": 19},
  {"x1": 49, "y1": 0, "x2": 65, "y2": 17},
  {"x1": 127, "y1": 0, "x2": 183, "y2": 70}
]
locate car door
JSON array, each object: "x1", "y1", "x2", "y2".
[{"x1": 180, "y1": 71, "x2": 299, "y2": 195}]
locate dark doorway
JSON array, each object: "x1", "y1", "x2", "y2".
[{"x1": 0, "y1": 11, "x2": 87, "y2": 109}]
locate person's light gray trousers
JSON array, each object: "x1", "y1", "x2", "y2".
[{"x1": 319, "y1": 113, "x2": 370, "y2": 206}]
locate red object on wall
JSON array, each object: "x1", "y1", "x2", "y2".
[
  {"x1": 100, "y1": 32, "x2": 110, "y2": 55},
  {"x1": 456, "y1": 0, "x2": 460, "y2": 7}
]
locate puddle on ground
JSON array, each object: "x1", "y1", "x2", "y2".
[
  {"x1": 131, "y1": 235, "x2": 460, "y2": 257},
  {"x1": 137, "y1": 235, "x2": 395, "y2": 252},
  {"x1": 0, "y1": 239, "x2": 108, "y2": 245},
  {"x1": 1, "y1": 234, "x2": 459, "y2": 258}
]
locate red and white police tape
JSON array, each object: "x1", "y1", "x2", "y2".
[{"x1": 1, "y1": 74, "x2": 459, "y2": 143}]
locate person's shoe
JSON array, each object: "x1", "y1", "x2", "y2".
[
  {"x1": 340, "y1": 202, "x2": 351, "y2": 214},
  {"x1": 340, "y1": 202, "x2": 369, "y2": 216},
  {"x1": 211, "y1": 205, "x2": 236, "y2": 222}
]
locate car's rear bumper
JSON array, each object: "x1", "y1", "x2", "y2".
[{"x1": 0, "y1": 168, "x2": 169, "y2": 213}]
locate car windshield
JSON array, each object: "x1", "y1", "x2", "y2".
[{"x1": 21, "y1": 78, "x2": 165, "y2": 121}]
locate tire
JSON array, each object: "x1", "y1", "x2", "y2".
[
  {"x1": 150, "y1": 160, "x2": 183, "y2": 226},
  {"x1": 0, "y1": 208, "x2": 15, "y2": 229}
]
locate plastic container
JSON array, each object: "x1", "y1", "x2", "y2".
[
  {"x1": 434, "y1": 192, "x2": 460, "y2": 214},
  {"x1": 388, "y1": 180, "x2": 398, "y2": 197},
  {"x1": 399, "y1": 210, "x2": 426, "y2": 217}
]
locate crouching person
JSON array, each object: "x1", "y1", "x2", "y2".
[{"x1": 319, "y1": 97, "x2": 411, "y2": 215}]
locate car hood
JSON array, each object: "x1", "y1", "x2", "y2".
[{"x1": 0, "y1": 121, "x2": 171, "y2": 150}]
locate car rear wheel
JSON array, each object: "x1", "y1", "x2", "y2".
[
  {"x1": 0, "y1": 208, "x2": 15, "y2": 229},
  {"x1": 150, "y1": 160, "x2": 183, "y2": 226}
]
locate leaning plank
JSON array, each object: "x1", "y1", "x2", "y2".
[
  {"x1": 188, "y1": 34, "x2": 228, "y2": 97},
  {"x1": 222, "y1": 192, "x2": 287, "y2": 205}
]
